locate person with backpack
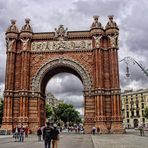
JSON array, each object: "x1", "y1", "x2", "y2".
[
  {"x1": 43, "y1": 122, "x2": 53, "y2": 148},
  {"x1": 52, "y1": 124, "x2": 60, "y2": 148},
  {"x1": 37, "y1": 126, "x2": 42, "y2": 141}
]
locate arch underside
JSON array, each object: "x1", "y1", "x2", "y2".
[{"x1": 31, "y1": 57, "x2": 93, "y2": 94}]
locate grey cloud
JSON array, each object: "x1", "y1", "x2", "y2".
[
  {"x1": 56, "y1": 93, "x2": 84, "y2": 108},
  {"x1": 46, "y1": 73, "x2": 83, "y2": 95},
  {"x1": 73, "y1": 0, "x2": 129, "y2": 18},
  {"x1": 46, "y1": 73, "x2": 84, "y2": 109},
  {"x1": 120, "y1": 0, "x2": 148, "y2": 56}
]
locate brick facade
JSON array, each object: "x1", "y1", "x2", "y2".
[{"x1": 2, "y1": 16, "x2": 124, "y2": 133}]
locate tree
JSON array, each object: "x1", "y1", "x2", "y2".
[
  {"x1": 45, "y1": 104, "x2": 54, "y2": 119},
  {"x1": 144, "y1": 107, "x2": 148, "y2": 119},
  {"x1": 54, "y1": 103, "x2": 82, "y2": 125},
  {"x1": 0, "y1": 100, "x2": 3, "y2": 125}
]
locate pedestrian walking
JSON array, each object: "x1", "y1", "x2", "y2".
[
  {"x1": 97, "y1": 127, "x2": 100, "y2": 134},
  {"x1": 52, "y1": 124, "x2": 60, "y2": 148},
  {"x1": 43, "y1": 122, "x2": 53, "y2": 148},
  {"x1": 13, "y1": 126, "x2": 20, "y2": 142},
  {"x1": 37, "y1": 126, "x2": 42, "y2": 141},
  {"x1": 92, "y1": 126, "x2": 96, "y2": 135},
  {"x1": 25, "y1": 126, "x2": 29, "y2": 138},
  {"x1": 142, "y1": 125, "x2": 145, "y2": 136},
  {"x1": 19, "y1": 125, "x2": 25, "y2": 142},
  {"x1": 139, "y1": 124, "x2": 145, "y2": 136}
]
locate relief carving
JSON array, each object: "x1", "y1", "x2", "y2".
[
  {"x1": 108, "y1": 33, "x2": 118, "y2": 47},
  {"x1": 20, "y1": 38, "x2": 29, "y2": 50},
  {"x1": 6, "y1": 38, "x2": 15, "y2": 51},
  {"x1": 55, "y1": 25, "x2": 68, "y2": 40},
  {"x1": 93, "y1": 35, "x2": 102, "y2": 48},
  {"x1": 31, "y1": 40, "x2": 92, "y2": 51}
]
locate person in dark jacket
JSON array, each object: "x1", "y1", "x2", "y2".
[
  {"x1": 52, "y1": 124, "x2": 60, "y2": 148},
  {"x1": 19, "y1": 125, "x2": 25, "y2": 142},
  {"x1": 43, "y1": 122, "x2": 53, "y2": 148},
  {"x1": 37, "y1": 127, "x2": 42, "y2": 141}
]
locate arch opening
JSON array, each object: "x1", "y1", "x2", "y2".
[
  {"x1": 41, "y1": 66, "x2": 83, "y2": 96},
  {"x1": 31, "y1": 58, "x2": 93, "y2": 94},
  {"x1": 46, "y1": 72, "x2": 84, "y2": 116}
]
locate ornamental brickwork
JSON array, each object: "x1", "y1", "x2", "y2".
[{"x1": 2, "y1": 16, "x2": 124, "y2": 133}]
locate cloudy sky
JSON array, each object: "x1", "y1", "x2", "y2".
[{"x1": 0, "y1": 0, "x2": 148, "y2": 113}]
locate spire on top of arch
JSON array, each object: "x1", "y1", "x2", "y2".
[{"x1": 91, "y1": 16, "x2": 103, "y2": 29}]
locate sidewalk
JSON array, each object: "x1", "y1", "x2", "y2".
[
  {"x1": 0, "y1": 135, "x2": 12, "y2": 139},
  {"x1": 91, "y1": 133, "x2": 148, "y2": 148}
]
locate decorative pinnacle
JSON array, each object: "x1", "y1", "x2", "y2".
[
  {"x1": 25, "y1": 18, "x2": 30, "y2": 24},
  {"x1": 93, "y1": 16, "x2": 99, "y2": 21},
  {"x1": 10, "y1": 19, "x2": 16, "y2": 25},
  {"x1": 59, "y1": 24, "x2": 63, "y2": 27},
  {"x1": 108, "y1": 15, "x2": 114, "y2": 20}
]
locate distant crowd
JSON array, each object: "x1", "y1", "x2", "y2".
[{"x1": 12, "y1": 125, "x2": 29, "y2": 142}]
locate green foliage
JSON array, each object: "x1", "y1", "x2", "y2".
[
  {"x1": 144, "y1": 107, "x2": 148, "y2": 119},
  {"x1": 54, "y1": 103, "x2": 82, "y2": 125},
  {"x1": 45, "y1": 104, "x2": 53, "y2": 118},
  {"x1": 0, "y1": 100, "x2": 3, "y2": 125}
]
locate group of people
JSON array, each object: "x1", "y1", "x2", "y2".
[
  {"x1": 67, "y1": 125, "x2": 84, "y2": 134},
  {"x1": 37, "y1": 122, "x2": 60, "y2": 148},
  {"x1": 12, "y1": 125, "x2": 29, "y2": 142},
  {"x1": 92, "y1": 126, "x2": 101, "y2": 135}
]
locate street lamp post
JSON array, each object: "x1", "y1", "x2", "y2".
[{"x1": 120, "y1": 56, "x2": 148, "y2": 77}]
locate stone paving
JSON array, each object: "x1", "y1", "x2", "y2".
[
  {"x1": 0, "y1": 129, "x2": 147, "y2": 148},
  {"x1": 91, "y1": 129, "x2": 148, "y2": 148},
  {"x1": 0, "y1": 134, "x2": 94, "y2": 148},
  {"x1": 91, "y1": 134, "x2": 148, "y2": 148}
]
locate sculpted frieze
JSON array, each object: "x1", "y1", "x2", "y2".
[{"x1": 31, "y1": 40, "x2": 92, "y2": 51}]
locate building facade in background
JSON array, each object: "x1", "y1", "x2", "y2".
[
  {"x1": 121, "y1": 89, "x2": 148, "y2": 128},
  {"x1": 46, "y1": 92, "x2": 63, "y2": 107}
]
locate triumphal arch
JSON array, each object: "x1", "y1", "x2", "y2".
[{"x1": 2, "y1": 16, "x2": 124, "y2": 133}]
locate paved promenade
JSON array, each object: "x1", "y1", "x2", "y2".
[
  {"x1": 0, "y1": 134, "x2": 94, "y2": 148},
  {"x1": 0, "y1": 129, "x2": 147, "y2": 148},
  {"x1": 91, "y1": 129, "x2": 148, "y2": 148}
]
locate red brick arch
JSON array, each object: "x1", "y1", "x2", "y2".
[
  {"x1": 2, "y1": 17, "x2": 124, "y2": 133},
  {"x1": 31, "y1": 57, "x2": 92, "y2": 94}
]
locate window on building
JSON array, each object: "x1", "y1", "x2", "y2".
[
  {"x1": 142, "y1": 110, "x2": 144, "y2": 116},
  {"x1": 141, "y1": 103, "x2": 144, "y2": 108},
  {"x1": 136, "y1": 104, "x2": 139, "y2": 108},
  {"x1": 126, "y1": 105, "x2": 129, "y2": 110},
  {"x1": 141, "y1": 97, "x2": 144, "y2": 102},
  {"x1": 127, "y1": 112, "x2": 129, "y2": 117},
  {"x1": 131, "y1": 111, "x2": 134, "y2": 117},
  {"x1": 136, "y1": 111, "x2": 139, "y2": 117},
  {"x1": 126, "y1": 98, "x2": 128, "y2": 104},
  {"x1": 142, "y1": 118, "x2": 145, "y2": 123},
  {"x1": 127, "y1": 119, "x2": 129, "y2": 123}
]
